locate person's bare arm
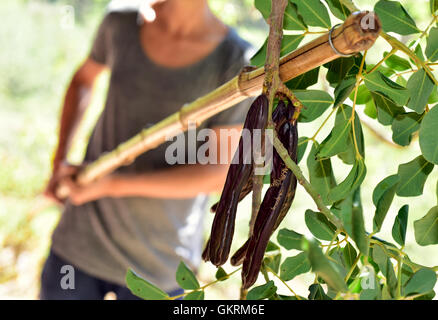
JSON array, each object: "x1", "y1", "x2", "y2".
[
  {"x1": 45, "y1": 58, "x2": 107, "y2": 202},
  {"x1": 65, "y1": 125, "x2": 242, "y2": 204}
]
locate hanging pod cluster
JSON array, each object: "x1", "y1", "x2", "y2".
[{"x1": 202, "y1": 94, "x2": 299, "y2": 289}]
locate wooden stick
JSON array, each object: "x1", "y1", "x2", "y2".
[{"x1": 57, "y1": 11, "x2": 381, "y2": 197}]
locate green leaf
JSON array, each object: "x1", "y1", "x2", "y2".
[
  {"x1": 183, "y1": 290, "x2": 204, "y2": 300},
  {"x1": 350, "y1": 85, "x2": 371, "y2": 105},
  {"x1": 396, "y1": 155, "x2": 434, "y2": 197},
  {"x1": 342, "y1": 243, "x2": 358, "y2": 270},
  {"x1": 297, "y1": 137, "x2": 309, "y2": 164},
  {"x1": 284, "y1": 2, "x2": 307, "y2": 30},
  {"x1": 304, "y1": 209, "x2": 337, "y2": 241},
  {"x1": 254, "y1": 0, "x2": 270, "y2": 19},
  {"x1": 246, "y1": 280, "x2": 277, "y2": 300},
  {"x1": 296, "y1": 90, "x2": 334, "y2": 123},
  {"x1": 286, "y1": 67, "x2": 320, "y2": 90},
  {"x1": 364, "y1": 99, "x2": 377, "y2": 119},
  {"x1": 392, "y1": 205, "x2": 409, "y2": 246},
  {"x1": 250, "y1": 34, "x2": 304, "y2": 67},
  {"x1": 176, "y1": 261, "x2": 200, "y2": 290},
  {"x1": 325, "y1": 57, "x2": 355, "y2": 86},
  {"x1": 307, "y1": 142, "x2": 337, "y2": 205},
  {"x1": 308, "y1": 284, "x2": 331, "y2": 300},
  {"x1": 334, "y1": 76, "x2": 356, "y2": 108},
  {"x1": 328, "y1": 159, "x2": 367, "y2": 203},
  {"x1": 403, "y1": 268, "x2": 437, "y2": 296},
  {"x1": 317, "y1": 105, "x2": 352, "y2": 159},
  {"x1": 125, "y1": 269, "x2": 169, "y2": 300},
  {"x1": 280, "y1": 252, "x2": 311, "y2": 281},
  {"x1": 419, "y1": 104, "x2": 438, "y2": 164},
  {"x1": 414, "y1": 205, "x2": 438, "y2": 246},
  {"x1": 406, "y1": 69, "x2": 434, "y2": 113},
  {"x1": 337, "y1": 108, "x2": 365, "y2": 164},
  {"x1": 277, "y1": 228, "x2": 305, "y2": 250},
  {"x1": 374, "y1": 0, "x2": 420, "y2": 35},
  {"x1": 426, "y1": 27, "x2": 438, "y2": 62},
  {"x1": 384, "y1": 52, "x2": 411, "y2": 71},
  {"x1": 364, "y1": 71, "x2": 410, "y2": 106},
  {"x1": 370, "y1": 91, "x2": 405, "y2": 126},
  {"x1": 304, "y1": 238, "x2": 348, "y2": 292},
  {"x1": 391, "y1": 112, "x2": 422, "y2": 146},
  {"x1": 372, "y1": 245, "x2": 398, "y2": 297},
  {"x1": 323, "y1": 0, "x2": 351, "y2": 20},
  {"x1": 264, "y1": 253, "x2": 282, "y2": 274},
  {"x1": 372, "y1": 174, "x2": 400, "y2": 232},
  {"x1": 215, "y1": 267, "x2": 228, "y2": 281},
  {"x1": 292, "y1": 0, "x2": 331, "y2": 28},
  {"x1": 266, "y1": 240, "x2": 280, "y2": 252},
  {"x1": 350, "y1": 188, "x2": 369, "y2": 255}
]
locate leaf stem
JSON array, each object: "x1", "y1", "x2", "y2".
[{"x1": 272, "y1": 132, "x2": 344, "y2": 231}]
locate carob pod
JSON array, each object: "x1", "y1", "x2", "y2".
[
  {"x1": 241, "y1": 100, "x2": 298, "y2": 289},
  {"x1": 209, "y1": 100, "x2": 288, "y2": 214},
  {"x1": 229, "y1": 100, "x2": 289, "y2": 266},
  {"x1": 202, "y1": 94, "x2": 269, "y2": 266}
]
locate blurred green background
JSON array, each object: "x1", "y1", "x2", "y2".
[{"x1": 0, "y1": 0, "x2": 436, "y2": 299}]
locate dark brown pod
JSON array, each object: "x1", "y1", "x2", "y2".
[
  {"x1": 241, "y1": 105, "x2": 298, "y2": 289},
  {"x1": 202, "y1": 94, "x2": 269, "y2": 266}
]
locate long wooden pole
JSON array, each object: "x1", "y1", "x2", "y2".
[{"x1": 58, "y1": 11, "x2": 381, "y2": 197}]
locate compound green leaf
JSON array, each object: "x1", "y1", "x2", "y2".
[
  {"x1": 280, "y1": 252, "x2": 311, "y2": 281},
  {"x1": 426, "y1": 27, "x2": 438, "y2": 62},
  {"x1": 374, "y1": 0, "x2": 420, "y2": 35},
  {"x1": 384, "y1": 52, "x2": 411, "y2": 71},
  {"x1": 364, "y1": 71, "x2": 410, "y2": 106},
  {"x1": 391, "y1": 112, "x2": 423, "y2": 146},
  {"x1": 286, "y1": 67, "x2": 320, "y2": 90},
  {"x1": 406, "y1": 69, "x2": 434, "y2": 114},
  {"x1": 396, "y1": 156, "x2": 434, "y2": 197},
  {"x1": 284, "y1": 2, "x2": 307, "y2": 30},
  {"x1": 414, "y1": 206, "x2": 438, "y2": 246},
  {"x1": 370, "y1": 91, "x2": 405, "y2": 126},
  {"x1": 304, "y1": 238, "x2": 348, "y2": 292},
  {"x1": 403, "y1": 268, "x2": 437, "y2": 296},
  {"x1": 277, "y1": 228, "x2": 305, "y2": 250},
  {"x1": 325, "y1": 57, "x2": 355, "y2": 86},
  {"x1": 372, "y1": 174, "x2": 400, "y2": 232},
  {"x1": 328, "y1": 159, "x2": 367, "y2": 203},
  {"x1": 324, "y1": 0, "x2": 351, "y2": 20},
  {"x1": 307, "y1": 143, "x2": 337, "y2": 205},
  {"x1": 297, "y1": 137, "x2": 309, "y2": 164},
  {"x1": 372, "y1": 245, "x2": 398, "y2": 297},
  {"x1": 305, "y1": 209, "x2": 337, "y2": 241},
  {"x1": 296, "y1": 90, "x2": 334, "y2": 123},
  {"x1": 308, "y1": 284, "x2": 331, "y2": 300},
  {"x1": 419, "y1": 104, "x2": 438, "y2": 164},
  {"x1": 292, "y1": 0, "x2": 331, "y2": 28},
  {"x1": 317, "y1": 105, "x2": 352, "y2": 159},
  {"x1": 176, "y1": 261, "x2": 200, "y2": 290},
  {"x1": 392, "y1": 205, "x2": 409, "y2": 246},
  {"x1": 126, "y1": 269, "x2": 169, "y2": 300},
  {"x1": 247, "y1": 280, "x2": 277, "y2": 300},
  {"x1": 215, "y1": 267, "x2": 228, "y2": 281}
]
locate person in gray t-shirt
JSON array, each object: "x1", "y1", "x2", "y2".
[{"x1": 42, "y1": 0, "x2": 252, "y2": 299}]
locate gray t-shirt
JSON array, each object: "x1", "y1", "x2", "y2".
[{"x1": 51, "y1": 10, "x2": 252, "y2": 291}]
